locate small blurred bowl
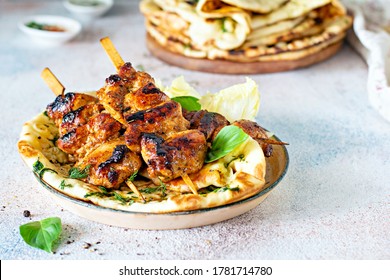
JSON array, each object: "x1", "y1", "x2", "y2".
[
  {"x1": 19, "y1": 15, "x2": 82, "y2": 46},
  {"x1": 63, "y1": 0, "x2": 113, "y2": 20}
]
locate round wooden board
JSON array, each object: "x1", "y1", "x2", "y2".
[{"x1": 146, "y1": 34, "x2": 344, "y2": 74}]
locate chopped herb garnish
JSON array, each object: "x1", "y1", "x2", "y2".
[
  {"x1": 224, "y1": 154, "x2": 245, "y2": 168},
  {"x1": 68, "y1": 165, "x2": 91, "y2": 179},
  {"x1": 113, "y1": 192, "x2": 134, "y2": 205},
  {"x1": 59, "y1": 180, "x2": 72, "y2": 190},
  {"x1": 33, "y1": 159, "x2": 44, "y2": 173},
  {"x1": 98, "y1": 186, "x2": 109, "y2": 194},
  {"x1": 141, "y1": 187, "x2": 159, "y2": 194},
  {"x1": 158, "y1": 179, "x2": 167, "y2": 197},
  {"x1": 127, "y1": 170, "x2": 138, "y2": 182},
  {"x1": 221, "y1": 18, "x2": 228, "y2": 33},
  {"x1": 84, "y1": 187, "x2": 135, "y2": 205},
  {"x1": 140, "y1": 180, "x2": 167, "y2": 197},
  {"x1": 84, "y1": 186, "x2": 111, "y2": 198},
  {"x1": 213, "y1": 186, "x2": 240, "y2": 193},
  {"x1": 32, "y1": 159, "x2": 57, "y2": 178},
  {"x1": 25, "y1": 21, "x2": 65, "y2": 32},
  {"x1": 43, "y1": 111, "x2": 49, "y2": 117}
]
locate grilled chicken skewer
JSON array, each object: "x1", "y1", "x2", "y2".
[
  {"x1": 41, "y1": 68, "x2": 145, "y2": 201},
  {"x1": 99, "y1": 38, "x2": 205, "y2": 194}
]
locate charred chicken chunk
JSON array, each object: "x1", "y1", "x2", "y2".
[
  {"x1": 58, "y1": 112, "x2": 122, "y2": 159},
  {"x1": 46, "y1": 92, "x2": 98, "y2": 126},
  {"x1": 232, "y1": 119, "x2": 276, "y2": 157},
  {"x1": 97, "y1": 62, "x2": 156, "y2": 124},
  {"x1": 124, "y1": 100, "x2": 190, "y2": 153},
  {"x1": 75, "y1": 139, "x2": 142, "y2": 189},
  {"x1": 185, "y1": 110, "x2": 230, "y2": 142},
  {"x1": 59, "y1": 103, "x2": 105, "y2": 135},
  {"x1": 141, "y1": 130, "x2": 207, "y2": 182},
  {"x1": 122, "y1": 82, "x2": 170, "y2": 121}
]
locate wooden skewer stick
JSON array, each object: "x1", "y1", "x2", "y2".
[
  {"x1": 41, "y1": 67, "x2": 65, "y2": 96},
  {"x1": 100, "y1": 37, "x2": 125, "y2": 71},
  {"x1": 100, "y1": 37, "x2": 199, "y2": 196},
  {"x1": 181, "y1": 173, "x2": 198, "y2": 195},
  {"x1": 126, "y1": 180, "x2": 145, "y2": 203}
]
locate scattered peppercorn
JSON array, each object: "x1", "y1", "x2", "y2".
[{"x1": 23, "y1": 210, "x2": 31, "y2": 217}]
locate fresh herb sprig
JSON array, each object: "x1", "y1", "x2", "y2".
[
  {"x1": 19, "y1": 217, "x2": 62, "y2": 253},
  {"x1": 206, "y1": 126, "x2": 248, "y2": 163},
  {"x1": 172, "y1": 96, "x2": 201, "y2": 111}
]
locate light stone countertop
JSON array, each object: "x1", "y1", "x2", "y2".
[{"x1": 0, "y1": 1, "x2": 389, "y2": 260}]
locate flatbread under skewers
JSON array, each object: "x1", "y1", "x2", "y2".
[{"x1": 18, "y1": 104, "x2": 267, "y2": 213}]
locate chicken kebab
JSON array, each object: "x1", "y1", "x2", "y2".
[{"x1": 45, "y1": 62, "x2": 282, "y2": 197}]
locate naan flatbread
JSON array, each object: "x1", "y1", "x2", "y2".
[
  {"x1": 221, "y1": 0, "x2": 288, "y2": 14},
  {"x1": 18, "y1": 98, "x2": 267, "y2": 213},
  {"x1": 140, "y1": 0, "x2": 351, "y2": 63},
  {"x1": 141, "y1": 0, "x2": 251, "y2": 50}
]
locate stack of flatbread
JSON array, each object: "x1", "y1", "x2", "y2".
[{"x1": 140, "y1": 0, "x2": 352, "y2": 63}]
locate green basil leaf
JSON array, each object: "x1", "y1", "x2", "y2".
[
  {"x1": 205, "y1": 125, "x2": 248, "y2": 163},
  {"x1": 172, "y1": 96, "x2": 201, "y2": 111},
  {"x1": 19, "y1": 217, "x2": 62, "y2": 253}
]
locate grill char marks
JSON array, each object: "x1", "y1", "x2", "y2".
[
  {"x1": 97, "y1": 63, "x2": 155, "y2": 125},
  {"x1": 185, "y1": 110, "x2": 230, "y2": 142},
  {"x1": 124, "y1": 100, "x2": 190, "y2": 153},
  {"x1": 98, "y1": 145, "x2": 130, "y2": 170},
  {"x1": 141, "y1": 130, "x2": 207, "y2": 182},
  {"x1": 232, "y1": 120, "x2": 274, "y2": 157},
  {"x1": 76, "y1": 140, "x2": 142, "y2": 189},
  {"x1": 60, "y1": 103, "x2": 104, "y2": 135},
  {"x1": 46, "y1": 92, "x2": 98, "y2": 126},
  {"x1": 122, "y1": 82, "x2": 170, "y2": 121},
  {"x1": 58, "y1": 111, "x2": 122, "y2": 159}
]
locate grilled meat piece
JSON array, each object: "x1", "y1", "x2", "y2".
[
  {"x1": 59, "y1": 103, "x2": 105, "y2": 135},
  {"x1": 232, "y1": 119, "x2": 285, "y2": 157},
  {"x1": 57, "y1": 112, "x2": 122, "y2": 159},
  {"x1": 185, "y1": 111, "x2": 284, "y2": 157},
  {"x1": 46, "y1": 92, "x2": 98, "y2": 126},
  {"x1": 97, "y1": 62, "x2": 156, "y2": 124},
  {"x1": 122, "y1": 82, "x2": 170, "y2": 121},
  {"x1": 57, "y1": 126, "x2": 88, "y2": 156},
  {"x1": 185, "y1": 110, "x2": 230, "y2": 142},
  {"x1": 75, "y1": 139, "x2": 142, "y2": 189},
  {"x1": 141, "y1": 130, "x2": 207, "y2": 182},
  {"x1": 124, "y1": 100, "x2": 190, "y2": 153}
]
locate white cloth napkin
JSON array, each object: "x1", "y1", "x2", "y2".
[{"x1": 343, "y1": 0, "x2": 390, "y2": 122}]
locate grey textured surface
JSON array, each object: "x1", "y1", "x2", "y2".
[{"x1": 0, "y1": 1, "x2": 389, "y2": 260}]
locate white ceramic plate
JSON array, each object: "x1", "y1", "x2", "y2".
[
  {"x1": 63, "y1": 0, "x2": 113, "y2": 20},
  {"x1": 18, "y1": 15, "x2": 81, "y2": 46},
  {"x1": 32, "y1": 137, "x2": 288, "y2": 230}
]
